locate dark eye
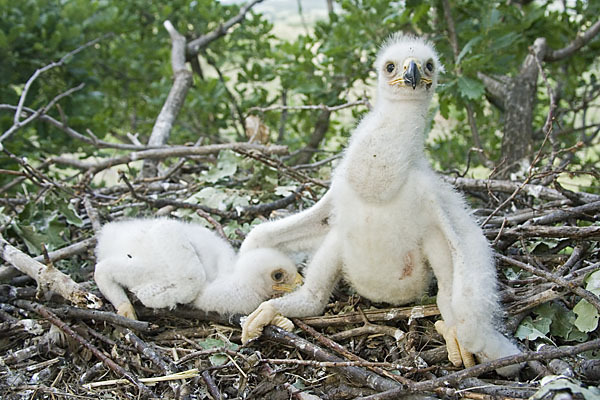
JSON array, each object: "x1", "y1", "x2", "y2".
[
  {"x1": 426, "y1": 61, "x2": 434, "y2": 72},
  {"x1": 271, "y1": 269, "x2": 285, "y2": 282},
  {"x1": 386, "y1": 63, "x2": 395, "y2": 73}
]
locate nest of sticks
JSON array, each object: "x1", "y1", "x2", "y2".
[{"x1": 0, "y1": 152, "x2": 599, "y2": 400}]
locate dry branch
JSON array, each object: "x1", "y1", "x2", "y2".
[
  {"x1": 300, "y1": 304, "x2": 440, "y2": 328},
  {"x1": 16, "y1": 300, "x2": 156, "y2": 398},
  {"x1": 0, "y1": 234, "x2": 101, "y2": 308},
  {"x1": 260, "y1": 325, "x2": 402, "y2": 393},
  {"x1": 359, "y1": 338, "x2": 600, "y2": 399},
  {"x1": 49, "y1": 142, "x2": 288, "y2": 176}
]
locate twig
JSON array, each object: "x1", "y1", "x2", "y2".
[
  {"x1": 299, "y1": 304, "x2": 439, "y2": 328},
  {"x1": 527, "y1": 200, "x2": 600, "y2": 225},
  {"x1": 358, "y1": 339, "x2": 600, "y2": 399},
  {"x1": 0, "y1": 36, "x2": 107, "y2": 144},
  {"x1": 0, "y1": 104, "x2": 153, "y2": 150},
  {"x1": 16, "y1": 300, "x2": 156, "y2": 398},
  {"x1": 247, "y1": 98, "x2": 369, "y2": 114},
  {"x1": 196, "y1": 209, "x2": 227, "y2": 239},
  {"x1": 83, "y1": 196, "x2": 102, "y2": 233},
  {"x1": 544, "y1": 19, "x2": 600, "y2": 62},
  {"x1": 260, "y1": 358, "x2": 410, "y2": 370},
  {"x1": 294, "y1": 318, "x2": 413, "y2": 386},
  {"x1": 32, "y1": 237, "x2": 96, "y2": 264},
  {"x1": 484, "y1": 225, "x2": 600, "y2": 240},
  {"x1": 236, "y1": 149, "x2": 328, "y2": 188},
  {"x1": 201, "y1": 370, "x2": 222, "y2": 400},
  {"x1": 125, "y1": 329, "x2": 177, "y2": 374},
  {"x1": 48, "y1": 142, "x2": 288, "y2": 176},
  {"x1": 499, "y1": 255, "x2": 600, "y2": 313},
  {"x1": 260, "y1": 325, "x2": 401, "y2": 392},
  {"x1": 0, "y1": 233, "x2": 102, "y2": 308},
  {"x1": 52, "y1": 306, "x2": 159, "y2": 332},
  {"x1": 84, "y1": 368, "x2": 200, "y2": 389},
  {"x1": 187, "y1": 0, "x2": 265, "y2": 55},
  {"x1": 442, "y1": 176, "x2": 600, "y2": 203}
]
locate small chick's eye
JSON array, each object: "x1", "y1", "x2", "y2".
[
  {"x1": 386, "y1": 63, "x2": 395, "y2": 73},
  {"x1": 271, "y1": 269, "x2": 285, "y2": 282},
  {"x1": 426, "y1": 61, "x2": 434, "y2": 72}
]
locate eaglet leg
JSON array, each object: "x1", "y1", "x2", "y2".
[
  {"x1": 423, "y1": 227, "x2": 475, "y2": 368},
  {"x1": 94, "y1": 259, "x2": 138, "y2": 320}
]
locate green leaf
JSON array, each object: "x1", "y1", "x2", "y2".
[
  {"x1": 573, "y1": 299, "x2": 599, "y2": 333},
  {"x1": 532, "y1": 376, "x2": 600, "y2": 400},
  {"x1": 457, "y1": 76, "x2": 485, "y2": 100},
  {"x1": 456, "y1": 37, "x2": 482, "y2": 66},
  {"x1": 203, "y1": 150, "x2": 238, "y2": 183},
  {"x1": 57, "y1": 201, "x2": 84, "y2": 227},
  {"x1": 515, "y1": 316, "x2": 552, "y2": 341},
  {"x1": 196, "y1": 338, "x2": 239, "y2": 367},
  {"x1": 584, "y1": 270, "x2": 600, "y2": 293}
]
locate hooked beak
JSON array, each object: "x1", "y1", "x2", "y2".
[
  {"x1": 388, "y1": 58, "x2": 433, "y2": 89},
  {"x1": 404, "y1": 60, "x2": 420, "y2": 90},
  {"x1": 272, "y1": 272, "x2": 303, "y2": 294}
]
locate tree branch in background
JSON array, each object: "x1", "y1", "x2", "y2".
[
  {"x1": 0, "y1": 36, "x2": 108, "y2": 145},
  {"x1": 544, "y1": 19, "x2": 600, "y2": 62},
  {"x1": 142, "y1": 21, "x2": 193, "y2": 178},
  {"x1": 186, "y1": 0, "x2": 264, "y2": 56},
  {"x1": 49, "y1": 142, "x2": 287, "y2": 178}
]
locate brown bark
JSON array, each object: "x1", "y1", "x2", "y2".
[{"x1": 0, "y1": 234, "x2": 102, "y2": 308}]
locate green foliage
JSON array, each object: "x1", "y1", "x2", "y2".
[
  {"x1": 2, "y1": 191, "x2": 84, "y2": 255},
  {"x1": 196, "y1": 337, "x2": 239, "y2": 366},
  {"x1": 516, "y1": 301, "x2": 589, "y2": 344},
  {"x1": 573, "y1": 270, "x2": 600, "y2": 333},
  {"x1": 531, "y1": 375, "x2": 600, "y2": 400}
]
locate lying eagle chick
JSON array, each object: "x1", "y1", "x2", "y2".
[{"x1": 94, "y1": 218, "x2": 301, "y2": 320}]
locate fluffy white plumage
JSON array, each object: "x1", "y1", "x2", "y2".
[
  {"x1": 240, "y1": 34, "x2": 521, "y2": 375},
  {"x1": 94, "y1": 218, "x2": 300, "y2": 319}
]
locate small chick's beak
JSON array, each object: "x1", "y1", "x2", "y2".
[
  {"x1": 404, "y1": 60, "x2": 420, "y2": 90},
  {"x1": 388, "y1": 58, "x2": 433, "y2": 89},
  {"x1": 272, "y1": 272, "x2": 303, "y2": 294}
]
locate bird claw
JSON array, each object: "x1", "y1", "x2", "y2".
[
  {"x1": 271, "y1": 314, "x2": 294, "y2": 331},
  {"x1": 434, "y1": 320, "x2": 475, "y2": 368},
  {"x1": 116, "y1": 302, "x2": 138, "y2": 320},
  {"x1": 242, "y1": 301, "x2": 292, "y2": 344}
]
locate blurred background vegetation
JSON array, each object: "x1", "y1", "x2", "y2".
[{"x1": 1, "y1": 0, "x2": 598, "y2": 180}]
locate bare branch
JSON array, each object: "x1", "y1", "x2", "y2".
[
  {"x1": 0, "y1": 234, "x2": 102, "y2": 308},
  {"x1": 248, "y1": 98, "x2": 369, "y2": 114},
  {"x1": 499, "y1": 255, "x2": 600, "y2": 312},
  {"x1": 49, "y1": 142, "x2": 288, "y2": 175},
  {"x1": 143, "y1": 20, "x2": 194, "y2": 177},
  {"x1": 0, "y1": 37, "x2": 107, "y2": 146},
  {"x1": 0, "y1": 104, "x2": 151, "y2": 150},
  {"x1": 360, "y1": 339, "x2": 600, "y2": 399},
  {"x1": 187, "y1": 0, "x2": 265, "y2": 56},
  {"x1": 545, "y1": 19, "x2": 600, "y2": 62}
]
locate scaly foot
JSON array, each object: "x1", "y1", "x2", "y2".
[
  {"x1": 116, "y1": 302, "x2": 138, "y2": 320},
  {"x1": 242, "y1": 301, "x2": 293, "y2": 343},
  {"x1": 434, "y1": 320, "x2": 475, "y2": 368}
]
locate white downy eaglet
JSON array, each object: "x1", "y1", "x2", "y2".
[
  {"x1": 240, "y1": 34, "x2": 521, "y2": 376},
  {"x1": 94, "y1": 218, "x2": 301, "y2": 324}
]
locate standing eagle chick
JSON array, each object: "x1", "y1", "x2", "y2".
[
  {"x1": 240, "y1": 34, "x2": 521, "y2": 375},
  {"x1": 94, "y1": 218, "x2": 301, "y2": 320}
]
